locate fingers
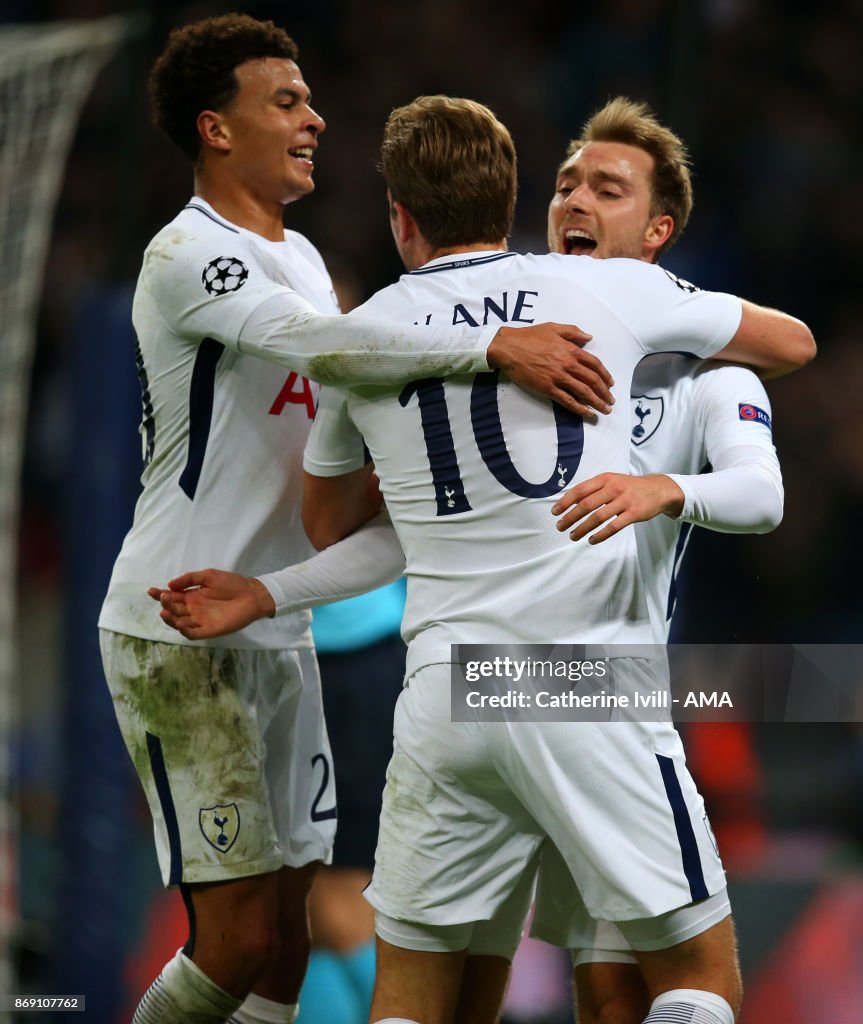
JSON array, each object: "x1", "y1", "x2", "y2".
[
  {"x1": 167, "y1": 570, "x2": 208, "y2": 591},
  {"x1": 147, "y1": 587, "x2": 166, "y2": 602},
  {"x1": 560, "y1": 345, "x2": 615, "y2": 390},
  {"x1": 558, "y1": 493, "x2": 614, "y2": 537},
  {"x1": 585, "y1": 511, "x2": 636, "y2": 545},
  {"x1": 552, "y1": 476, "x2": 607, "y2": 521},
  {"x1": 552, "y1": 352, "x2": 614, "y2": 413},
  {"x1": 567, "y1": 503, "x2": 620, "y2": 542},
  {"x1": 548, "y1": 387, "x2": 599, "y2": 420},
  {"x1": 159, "y1": 607, "x2": 202, "y2": 640},
  {"x1": 559, "y1": 372, "x2": 613, "y2": 414},
  {"x1": 550, "y1": 323, "x2": 593, "y2": 346}
]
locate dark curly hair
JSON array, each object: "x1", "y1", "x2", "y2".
[{"x1": 149, "y1": 13, "x2": 299, "y2": 161}]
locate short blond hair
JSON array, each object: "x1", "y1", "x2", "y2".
[
  {"x1": 381, "y1": 95, "x2": 517, "y2": 249},
  {"x1": 567, "y1": 97, "x2": 693, "y2": 254}
]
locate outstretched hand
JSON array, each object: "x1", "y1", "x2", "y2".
[
  {"x1": 487, "y1": 322, "x2": 614, "y2": 418},
  {"x1": 552, "y1": 472, "x2": 685, "y2": 544},
  {"x1": 147, "y1": 569, "x2": 276, "y2": 640}
]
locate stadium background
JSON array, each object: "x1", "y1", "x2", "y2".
[{"x1": 7, "y1": 0, "x2": 863, "y2": 1020}]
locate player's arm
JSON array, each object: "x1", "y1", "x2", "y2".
[
  {"x1": 601, "y1": 262, "x2": 815, "y2": 377},
  {"x1": 302, "y1": 464, "x2": 381, "y2": 551},
  {"x1": 152, "y1": 239, "x2": 613, "y2": 414},
  {"x1": 301, "y1": 382, "x2": 383, "y2": 550},
  {"x1": 664, "y1": 364, "x2": 784, "y2": 531},
  {"x1": 713, "y1": 300, "x2": 815, "y2": 379},
  {"x1": 148, "y1": 510, "x2": 406, "y2": 640},
  {"x1": 245, "y1": 300, "x2": 613, "y2": 416},
  {"x1": 554, "y1": 366, "x2": 784, "y2": 543}
]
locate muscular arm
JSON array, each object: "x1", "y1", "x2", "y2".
[
  {"x1": 302, "y1": 464, "x2": 381, "y2": 550},
  {"x1": 713, "y1": 300, "x2": 815, "y2": 378}
]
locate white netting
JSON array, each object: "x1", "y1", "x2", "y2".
[{"x1": 0, "y1": 15, "x2": 135, "y2": 993}]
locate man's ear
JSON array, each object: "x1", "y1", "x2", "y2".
[
  {"x1": 197, "y1": 110, "x2": 231, "y2": 153},
  {"x1": 390, "y1": 198, "x2": 416, "y2": 246},
  {"x1": 644, "y1": 214, "x2": 674, "y2": 261}
]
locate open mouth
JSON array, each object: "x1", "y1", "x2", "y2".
[
  {"x1": 289, "y1": 147, "x2": 315, "y2": 164},
  {"x1": 563, "y1": 228, "x2": 597, "y2": 255}
]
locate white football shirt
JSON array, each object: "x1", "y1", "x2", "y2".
[
  {"x1": 304, "y1": 251, "x2": 743, "y2": 674},
  {"x1": 629, "y1": 355, "x2": 780, "y2": 642},
  {"x1": 99, "y1": 200, "x2": 494, "y2": 649}
]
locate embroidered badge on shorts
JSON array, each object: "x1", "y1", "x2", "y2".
[
  {"x1": 738, "y1": 403, "x2": 772, "y2": 430},
  {"x1": 202, "y1": 257, "x2": 249, "y2": 295},
  {"x1": 199, "y1": 803, "x2": 240, "y2": 853}
]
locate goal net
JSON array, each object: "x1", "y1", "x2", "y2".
[{"x1": 0, "y1": 15, "x2": 135, "y2": 993}]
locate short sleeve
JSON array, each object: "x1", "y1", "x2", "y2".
[
  {"x1": 582, "y1": 259, "x2": 743, "y2": 359},
  {"x1": 303, "y1": 386, "x2": 367, "y2": 476}
]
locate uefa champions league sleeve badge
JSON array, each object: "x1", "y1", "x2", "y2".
[{"x1": 202, "y1": 257, "x2": 249, "y2": 295}]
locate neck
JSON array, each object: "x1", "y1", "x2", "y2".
[
  {"x1": 194, "y1": 170, "x2": 287, "y2": 242},
  {"x1": 408, "y1": 239, "x2": 507, "y2": 271},
  {"x1": 429, "y1": 239, "x2": 507, "y2": 261}
]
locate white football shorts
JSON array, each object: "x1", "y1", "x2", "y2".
[
  {"x1": 531, "y1": 835, "x2": 731, "y2": 959},
  {"x1": 365, "y1": 662, "x2": 725, "y2": 930},
  {"x1": 100, "y1": 630, "x2": 336, "y2": 886}
]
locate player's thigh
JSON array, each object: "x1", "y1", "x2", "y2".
[
  {"x1": 456, "y1": 955, "x2": 511, "y2": 1024},
  {"x1": 371, "y1": 936, "x2": 466, "y2": 1024},
  {"x1": 186, "y1": 869, "x2": 282, "y2": 948},
  {"x1": 261, "y1": 646, "x2": 337, "y2": 867},
  {"x1": 456, "y1": 851, "x2": 539, "y2": 1023},
  {"x1": 101, "y1": 630, "x2": 285, "y2": 885},
  {"x1": 632, "y1": 913, "x2": 742, "y2": 1011},
  {"x1": 367, "y1": 664, "x2": 542, "y2": 928}
]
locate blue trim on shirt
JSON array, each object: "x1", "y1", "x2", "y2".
[
  {"x1": 179, "y1": 338, "x2": 225, "y2": 500},
  {"x1": 666, "y1": 522, "x2": 693, "y2": 623},
  {"x1": 409, "y1": 252, "x2": 518, "y2": 275},
  {"x1": 183, "y1": 203, "x2": 241, "y2": 234}
]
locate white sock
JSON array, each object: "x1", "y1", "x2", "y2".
[
  {"x1": 373, "y1": 1019, "x2": 422, "y2": 1023},
  {"x1": 643, "y1": 988, "x2": 735, "y2": 1024},
  {"x1": 229, "y1": 993, "x2": 298, "y2": 1023},
  {"x1": 132, "y1": 949, "x2": 242, "y2": 1023}
]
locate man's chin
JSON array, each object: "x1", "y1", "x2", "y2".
[{"x1": 283, "y1": 179, "x2": 315, "y2": 204}]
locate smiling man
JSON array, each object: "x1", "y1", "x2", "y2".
[{"x1": 97, "y1": 15, "x2": 613, "y2": 1024}]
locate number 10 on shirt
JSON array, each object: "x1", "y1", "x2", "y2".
[{"x1": 399, "y1": 370, "x2": 584, "y2": 516}]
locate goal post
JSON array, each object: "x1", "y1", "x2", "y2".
[{"x1": 0, "y1": 15, "x2": 138, "y2": 994}]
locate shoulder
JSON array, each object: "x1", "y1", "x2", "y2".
[
  {"x1": 691, "y1": 360, "x2": 768, "y2": 401},
  {"x1": 142, "y1": 205, "x2": 255, "y2": 274},
  {"x1": 349, "y1": 278, "x2": 412, "y2": 320}
]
